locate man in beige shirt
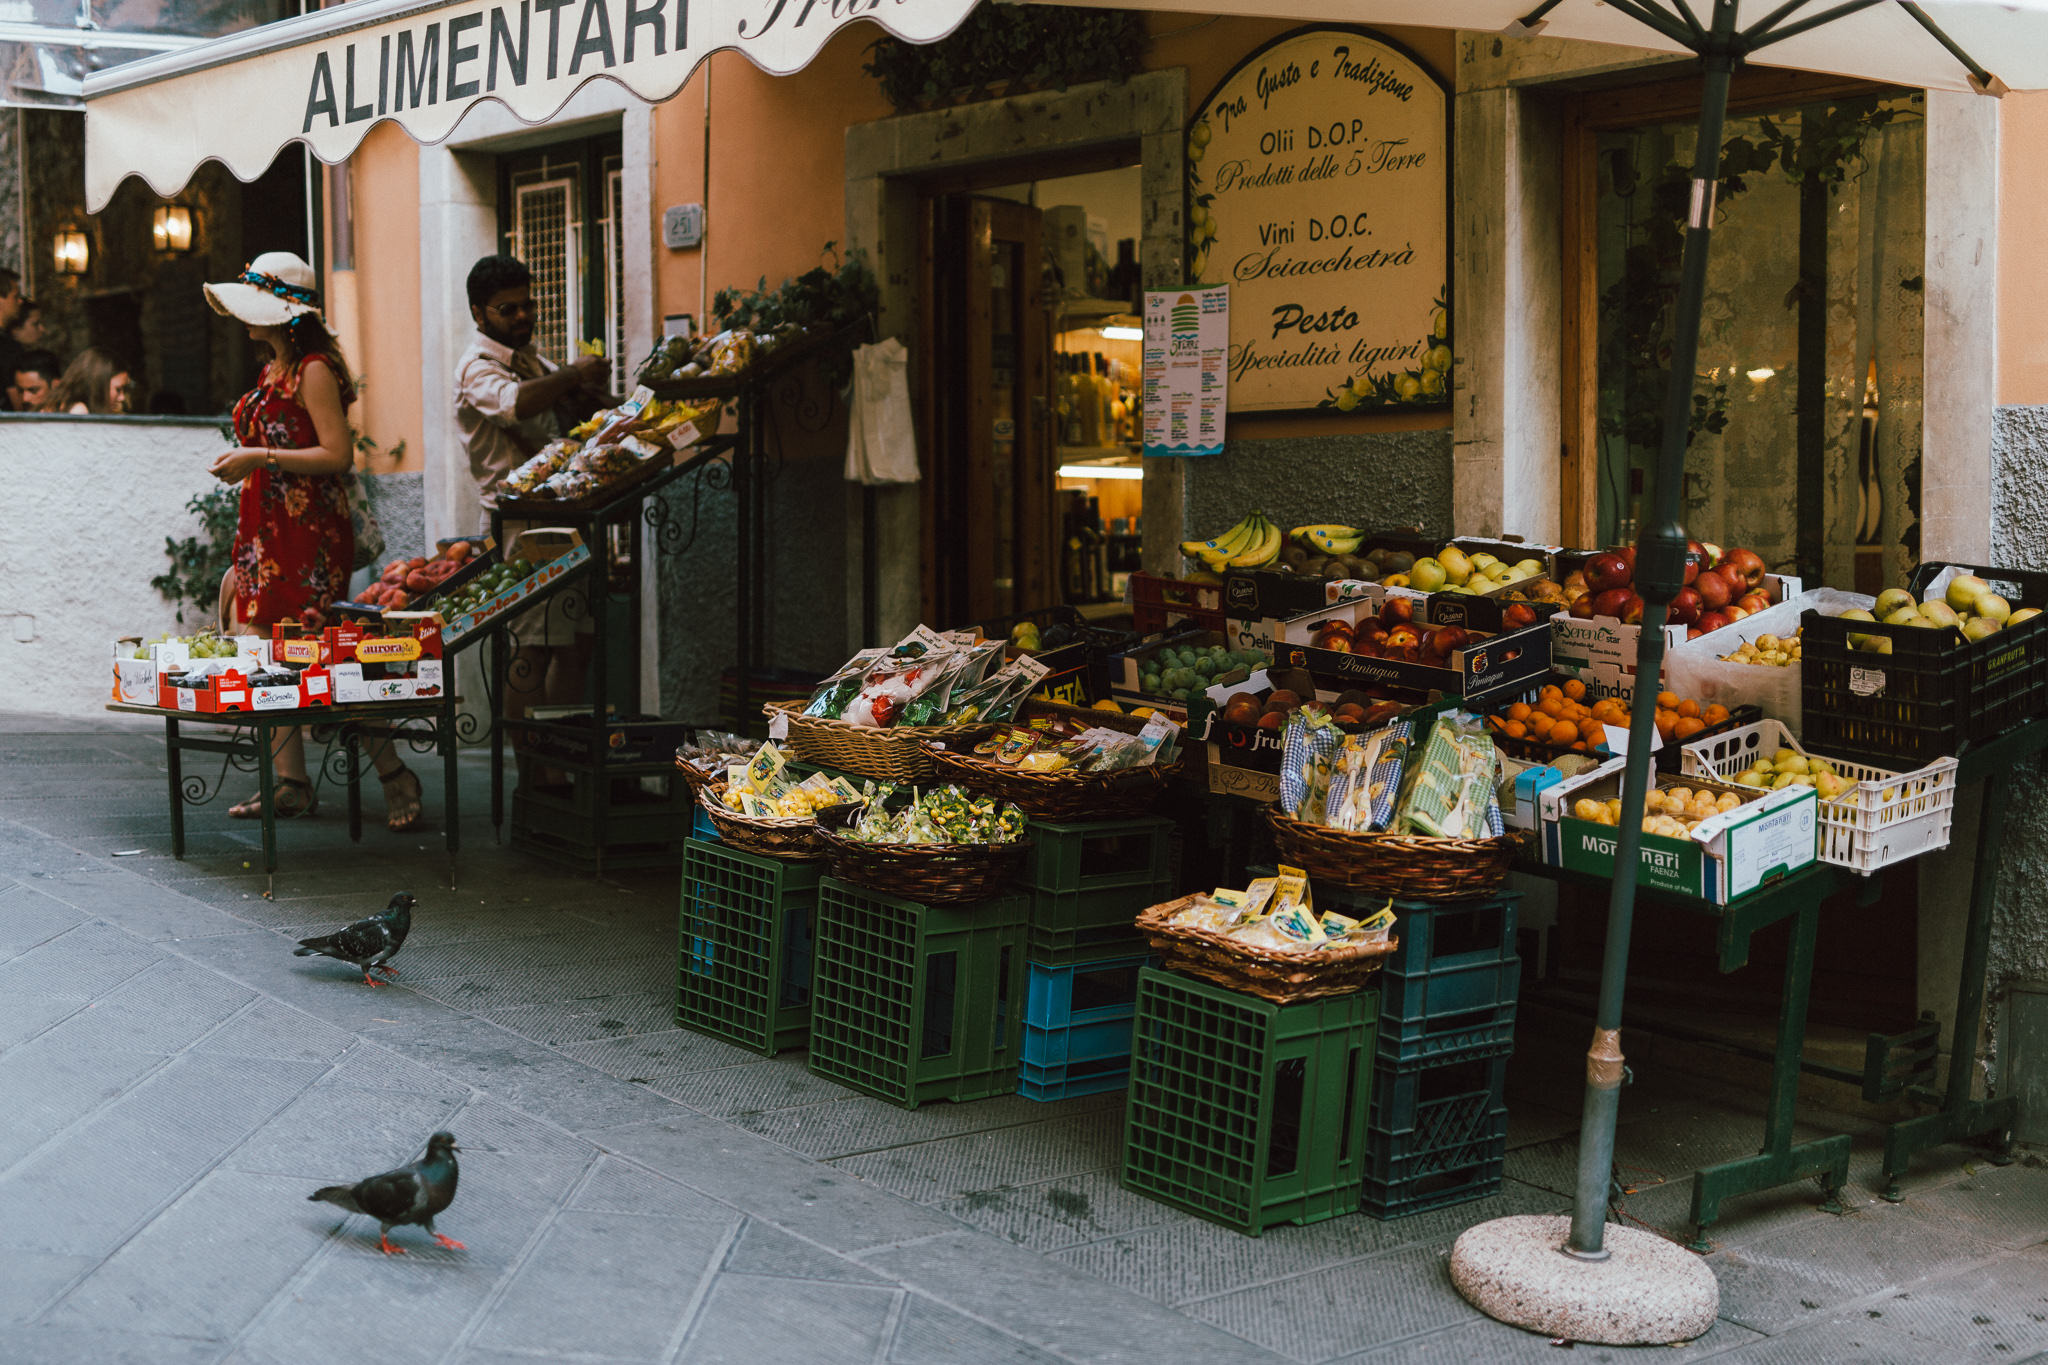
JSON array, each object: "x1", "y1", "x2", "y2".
[{"x1": 455, "y1": 254, "x2": 609, "y2": 721}]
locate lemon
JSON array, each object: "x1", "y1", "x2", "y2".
[{"x1": 1093, "y1": 699, "x2": 1123, "y2": 713}]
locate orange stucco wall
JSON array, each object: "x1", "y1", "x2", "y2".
[
  {"x1": 343, "y1": 123, "x2": 424, "y2": 473},
  {"x1": 1999, "y1": 91, "x2": 2048, "y2": 407}
]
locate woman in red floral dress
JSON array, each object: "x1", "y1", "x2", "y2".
[{"x1": 204, "y1": 252, "x2": 424, "y2": 828}]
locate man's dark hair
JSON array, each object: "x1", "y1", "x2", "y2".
[
  {"x1": 14, "y1": 348, "x2": 58, "y2": 384},
  {"x1": 466, "y1": 255, "x2": 531, "y2": 310}
]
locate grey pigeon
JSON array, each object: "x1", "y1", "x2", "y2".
[
  {"x1": 294, "y1": 892, "x2": 414, "y2": 986},
  {"x1": 310, "y1": 1131, "x2": 462, "y2": 1255}
]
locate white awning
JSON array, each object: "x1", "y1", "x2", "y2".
[
  {"x1": 84, "y1": 0, "x2": 2048, "y2": 211},
  {"x1": 82, "y1": 0, "x2": 981, "y2": 210}
]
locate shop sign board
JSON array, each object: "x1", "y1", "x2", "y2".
[
  {"x1": 1186, "y1": 27, "x2": 1450, "y2": 415},
  {"x1": 84, "y1": 0, "x2": 986, "y2": 211}
]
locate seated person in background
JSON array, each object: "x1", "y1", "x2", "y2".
[
  {"x1": 9, "y1": 298, "x2": 43, "y2": 351},
  {"x1": 10, "y1": 349, "x2": 58, "y2": 412},
  {"x1": 53, "y1": 347, "x2": 134, "y2": 414}
]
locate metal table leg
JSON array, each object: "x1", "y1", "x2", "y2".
[
  {"x1": 1880, "y1": 770, "x2": 2021, "y2": 1198},
  {"x1": 256, "y1": 719, "x2": 277, "y2": 898},
  {"x1": 1688, "y1": 896, "x2": 1853, "y2": 1249},
  {"x1": 441, "y1": 706, "x2": 460, "y2": 886},
  {"x1": 491, "y1": 625, "x2": 506, "y2": 841},
  {"x1": 345, "y1": 727, "x2": 363, "y2": 842},
  {"x1": 165, "y1": 716, "x2": 186, "y2": 860}
]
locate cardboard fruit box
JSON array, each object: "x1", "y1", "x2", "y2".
[
  {"x1": 1198, "y1": 666, "x2": 1433, "y2": 804},
  {"x1": 157, "y1": 665, "x2": 334, "y2": 713},
  {"x1": 111, "y1": 634, "x2": 271, "y2": 705},
  {"x1": 436, "y1": 529, "x2": 593, "y2": 644},
  {"x1": 1273, "y1": 617, "x2": 1551, "y2": 707},
  {"x1": 1548, "y1": 554, "x2": 1804, "y2": 688},
  {"x1": 1537, "y1": 758, "x2": 1817, "y2": 906}
]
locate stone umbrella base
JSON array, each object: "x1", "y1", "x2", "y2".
[{"x1": 1449, "y1": 1214, "x2": 1719, "y2": 1346}]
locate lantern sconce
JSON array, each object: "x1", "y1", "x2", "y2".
[
  {"x1": 152, "y1": 204, "x2": 196, "y2": 254},
  {"x1": 52, "y1": 225, "x2": 89, "y2": 276}
]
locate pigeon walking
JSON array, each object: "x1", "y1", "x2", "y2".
[
  {"x1": 294, "y1": 892, "x2": 414, "y2": 986},
  {"x1": 309, "y1": 1131, "x2": 462, "y2": 1255}
]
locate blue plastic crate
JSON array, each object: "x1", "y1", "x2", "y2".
[
  {"x1": 1026, "y1": 955, "x2": 1151, "y2": 1031},
  {"x1": 1020, "y1": 1053, "x2": 1130, "y2": 1101},
  {"x1": 690, "y1": 804, "x2": 721, "y2": 843},
  {"x1": 1022, "y1": 1015, "x2": 1137, "y2": 1071},
  {"x1": 1383, "y1": 895, "x2": 1518, "y2": 978}
]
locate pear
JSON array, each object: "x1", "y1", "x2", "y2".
[
  {"x1": 2012, "y1": 607, "x2": 2042, "y2": 628},
  {"x1": 1865, "y1": 636, "x2": 1894, "y2": 655},
  {"x1": 1839, "y1": 607, "x2": 1876, "y2": 650},
  {"x1": 1963, "y1": 616, "x2": 2002, "y2": 643},
  {"x1": 1736, "y1": 770, "x2": 1768, "y2": 788},
  {"x1": 1777, "y1": 754, "x2": 1811, "y2": 775},
  {"x1": 1874, "y1": 588, "x2": 1916, "y2": 619},
  {"x1": 1976, "y1": 593, "x2": 2012, "y2": 625},
  {"x1": 1884, "y1": 606, "x2": 1921, "y2": 628},
  {"x1": 1816, "y1": 771, "x2": 1848, "y2": 801},
  {"x1": 1771, "y1": 747, "x2": 1801, "y2": 765},
  {"x1": 1946, "y1": 573, "x2": 1990, "y2": 614}
]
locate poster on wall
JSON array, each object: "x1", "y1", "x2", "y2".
[
  {"x1": 1143, "y1": 286, "x2": 1230, "y2": 458},
  {"x1": 1187, "y1": 27, "x2": 1450, "y2": 415}
]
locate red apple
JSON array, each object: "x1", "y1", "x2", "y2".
[
  {"x1": 1724, "y1": 605, "x2": 1750, "y2": 622},
  {"x1": 1502, "y1": 603, "x2": 1539, "y2": 630},
  {"x1": 1669, "y1": 586, "x2": 1703, "y2": 626},
  {"x1": 1619, "y1": 592, "x2": 1644, "y2": 625},
  {"x1": 1697, "y1": 610, "x2": 1732, "y2": 634},
  {"x1": 1592, "y1": 588, "x2": 1635, "y2": 620},
  {"x1": 1685, "y1": 627, "x2": 1704, "y2": 640},
  {"x1": 1426, "y1": 626, "x2": 1469, "y2": 661},
  {"x1": 1584, "y1": 552, "x2": 1632, "y2": 594},
  {"x1": 1683, "y1": 540, "x2": 1708, "y2": 585},
  {"x1": 1694, "y1": 568, "x2": 1734, "y2": 610},
  {"x1": 1385, "y1": 624, "x2": 1421, "y2": 651},
  {"x1": 1736, "y1": 590, "x2": 1772, "y2": 616},
  {"x1": 1620, "y1": 546, "x2": 1638, "y2": 577},
  {"x1": 1700, "y1": 541, "x2": 1724, "y2": 565},
  {"x1": 1569, "y1": 595, "x2": 1597, "y2": 620},
  {"x1": 1718, "y1": 547, "x2": 1767, "y2": 590},
  {"x1": 1379, "y1": 598, "x2": 1414, "y2": 627}
]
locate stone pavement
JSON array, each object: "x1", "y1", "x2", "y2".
[{"x1": 1, "y1": 709, "x2": 2045, "y2": 1365}]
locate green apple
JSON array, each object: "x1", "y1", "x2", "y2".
[
  {"x1": 1409, "y1": 557, "x2": 1448, "y2": 592},
  {"x1": 1515, "y1": 559, "x2": 1545, "y2": 577},
  {"x1": 1470, "y1": 552, "x2": 1500, "y2": 571},
  {"x1": 1874, "y1": 588, "x2": 1916, "y2": 619},
  {"x1": 1946, "y1": 573, "x2": 1990, "y2": 614},
  {"x1": 1438, "y1": 547, "x2": 1474, "y2": 586}
]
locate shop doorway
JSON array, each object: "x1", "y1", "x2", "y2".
[{"x1": 917, "y1": 161, "x2": 1143, "y2": 627}]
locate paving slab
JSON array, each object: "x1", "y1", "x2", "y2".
[
  {"x1": 676, "y1": 1271, "x2": 899, "y2": 1364},
  {"x1": 831, "y1": 1104, "x2": 1125, "y2": 1204},
  {"x1": 1337, "y1": 1313, "x2": 1763, "y2": 1363},
  {"x1": 718, "y1": 1217, "x2": 896, "y2": 1283},
  {"x1": 886, "y1": 1294, "x2": 1067, "y2": 1364},
  {"x1": 1851, "y1": 1243, "x2": 2048, "y2": 1359},
  {"x1": 936, "y1": 1168, "x2": 1179, "y2": 1252},
  {"x1": 0, "y1": 1325, "x2": 230, "y2": 1365}
]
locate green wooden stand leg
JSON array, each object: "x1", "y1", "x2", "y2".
[
  {"x1": 1880, "y1": 769, "x2": 2021, "y2": 1200},
  {"x1": 1688, "y1": 898, "x2": 1853, "y2": 1249}
]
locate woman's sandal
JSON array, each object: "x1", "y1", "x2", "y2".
[
  {"x1": 228, "y1": 777, "x2": 317, "y2": 820},
  {"x1": 380, "y1": 765, "x2": 424, "y2": 833}
]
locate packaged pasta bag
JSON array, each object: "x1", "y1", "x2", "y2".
[
  {"x1": 1278, "y1": 708, "x2": 1345, "y2": 822},
  {"x1": 803, "y1": 647, "x2": 888, "y2": 719},
  {"x1": 1396, "y1": 712, "x2": 1501, "y2": 839},
  {"x1": 1324, "y1": 721, "x2": 1413, "y2": 833}
]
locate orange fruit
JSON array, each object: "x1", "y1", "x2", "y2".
[
  {"x1": 1537, "y1": 697, "x2": 1565, "y2": 719},
  {"x1": 1677, "y1": 699, "x2": 1701, "y2": 720},
  {"x1": 1507, "y1": 702, "x2": 1533, "y2": 723},
  {"x1": 1657, "y1": 691, "x2": 1680, "y2": 710},
  {"x1": 1703, "y1": 703, "x2": 1730, "y2": 726},
  {"x1": 1655, "y1": 712, "x2": 1676, "y2": 741},
  {"x1": 1571, "y1": 740, "x2": 1589, "y2": 751},
  {"x1": 1503, "y1": 720, "x2": 1527, "y2": 740},
  {"x1": 1563, "y1": 679, "x2": 1587, "y2": 701},
  {"x1": 1549, "y1": 720, "x2": 1579, "y2": 745},
  {"x1": 1673, "y1": 716, "x2": 1706, "y2": 740},
  {"x1": 1540, "y1": 684, "x2": 1563, "y2": 702},
  {"x1": 1579, "y1": 717, "x2": 1606, "y2": 742}
]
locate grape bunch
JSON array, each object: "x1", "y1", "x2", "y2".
[{"x1": 133, "y1": 631, "x2": 239, "y2": 661}]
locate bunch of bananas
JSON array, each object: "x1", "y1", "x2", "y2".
[
  {"x1": 1290, "y1": 524, "x2": 1365, "y2": 555},
  {"x1": 1181, "y1": 512, "x2": 1282, "y2": 571}
]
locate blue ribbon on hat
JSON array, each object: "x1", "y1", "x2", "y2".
[{"x1": 240, "y1": 267, "x2": 320, "y2": 308}]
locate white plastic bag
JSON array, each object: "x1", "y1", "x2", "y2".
[{"x1": 1664, "y1": 587, "x2": 1874, "y2": 735}]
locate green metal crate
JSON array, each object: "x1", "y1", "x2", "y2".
[
  {"x1": 808, "y1": 879, "x2": 1028, "y2": 1109},
  {"x1": 1123, "y1": 967, "x2": 1376, "y2": 1235},
  {"x1": 1021, "y1": 816, "x2": 1176, "y2": 894},
  {"x1": 676, "y1": 838, "x2": 821, "y2": 1055}
]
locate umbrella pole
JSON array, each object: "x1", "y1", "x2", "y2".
[{"x1": 1564, "y1": 5, "x2": 1739, "y2": 1260}]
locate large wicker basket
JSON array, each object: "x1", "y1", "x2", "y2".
[
  {"x1": 1266, "y1": 809, "x2": 1523, "y2": 899},
  {"x1": 675, "y1": 763, "x2": 824, "y2": 861},
  {"x1": 925, "y1": 744, "x2": 1179, "y2": 819},
  {"x1": 763, "y1": 701, "x2": 997, "y2": 783},
  {"x1": 811, "y1": 804, "x2": 1029, "y2": 905},
  {"x1": 1135, "y1": 896, "x2": 1398, "y2": 1003}
]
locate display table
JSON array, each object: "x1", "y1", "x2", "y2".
[
  {"x1": 107, "y1": 698, "x2": 459, "y2": 894},
  {"x1": 1518, "y1": 858, "x2": 1856, "y2": 1248}
]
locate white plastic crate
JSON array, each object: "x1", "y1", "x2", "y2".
[{"x1": 1679, "y1": 718, "x2": 1957, "y2": 876}]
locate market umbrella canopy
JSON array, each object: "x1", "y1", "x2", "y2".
[{"x1": 81, "y1": 0, "x2": 983, "y2": 210}]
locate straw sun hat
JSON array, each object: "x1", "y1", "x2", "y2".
[{"x1": 204, "y1": 250, "x2": 323, "y2": 327}]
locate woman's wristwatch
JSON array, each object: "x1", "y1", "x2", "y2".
[{"x1": 265, "y1": 452, "x2": 280, "y2": 470}]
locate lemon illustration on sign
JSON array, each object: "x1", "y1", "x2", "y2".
[
  {"x1": 1425, "y1": 345, "x2": 1453, "y2": 372},
  {"x1": 1190, "y1": 249, "x2": 1209, "y2": 278},
  {"x1": 1348, "y1": 375, "x2": 1374, "y2": 399},
  {"x1": 1190, "y1": 121, "x2": 1212, "y2": 148},
  {"x1": 1431, "y1": 307, "x2": 1448, "y2": 340},
  {"x1": 1396, "y1": 374, "x2": 1423, "y2": 400},
  {"x1": 1191, "y1": 204, "x2": 1211, "y2": 231},
  {"x1": 1334, "y1": 389, "x2": 1362, "y2": 411}
]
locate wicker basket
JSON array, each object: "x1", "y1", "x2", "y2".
[
  {"x1": 810, "y1": 802, "x2": 1030, "y2": 905},
  {"x1": 763, "y1": 702, "x2": 997, "y2": 783},
  {"x1": 1266, "y1": 809, "x2": 1523, "y2": 899},
  {"x1": 925, "y1": 744, "x2": 1179, "y2": 819},
  {"x1": 677, "y1": 766, "x2": 825, "y2": 861},
  {"x1": 1135, "y1": 896, "x2": 1398, "y2": 1003}
]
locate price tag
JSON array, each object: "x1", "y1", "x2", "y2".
[
  {"x1": 768, "y1": 710, "x2": 790, "y2": 740},
  {"x1": 1602, "y1": 723, "x2": 1663, "y2": 756}
]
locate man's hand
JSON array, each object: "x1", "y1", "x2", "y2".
[{"x1": 571, "y1": 354, "x2": 609, "y2": 391}]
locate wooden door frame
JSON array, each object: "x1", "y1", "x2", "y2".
[{"x1": 1557, "y1": 69, "x2": 1897, "y2": 548}]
